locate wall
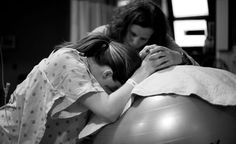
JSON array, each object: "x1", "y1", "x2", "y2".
[
  {"x1": 216, "y1": 0, "x2": 236, "y2": 73},
  {"x1": 70, "y1": 0, "x2": 116, "y2": 42},
  {"x1": 0, "y1": 0, "x2": 70, "y2": 105}
]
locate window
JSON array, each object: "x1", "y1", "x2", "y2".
[
  {"x1": 172, "y1": 0, "x2": 209, "y2": 17},
  {"x1": 173, "y1": 20, "x2": 207, "y2": 47},
  {"x1": 170, "y1": 0, "x2": 209, "y2": 48}
]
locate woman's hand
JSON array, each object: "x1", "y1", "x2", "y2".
[
  {"x1": 131, "y1": 46, "x2": 164, "y2": 83},
  {"x1": 139, "y1": 44, "x2": 183, "y2": 71}
]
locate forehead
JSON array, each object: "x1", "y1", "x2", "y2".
[{"x1": 129, "y1": 24, "x2": 154, "y2": 38}]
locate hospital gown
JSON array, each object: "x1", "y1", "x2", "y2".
[{"x1": 0, "y1": 48, "x2": 104, "y2": 144}]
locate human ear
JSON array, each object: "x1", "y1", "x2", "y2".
[{"x1": 102, "y1": 69, "x2": 113, "y2": 79}]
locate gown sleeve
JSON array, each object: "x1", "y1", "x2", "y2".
[{"x1": 45, "y1": 48, "x2": 105, "y2": 119}]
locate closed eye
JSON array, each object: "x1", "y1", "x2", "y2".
[
  {"x1": 140, "y1": 37, "x2": 148, "y2": 41},
  {"x1": 131, "y1": 31, "x2": 137, "y2": 37}
]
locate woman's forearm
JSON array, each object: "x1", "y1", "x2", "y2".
[
  {"x1": 101, "y1": 66, "x2": 150, "y2": 121},
  {"x1": 79, "y1": 65, "x2": 150, "y2": 123}
]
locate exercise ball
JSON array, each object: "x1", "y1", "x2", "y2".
[{"x1": 93, "y1": 95, "x2": 236, "y2": 144}]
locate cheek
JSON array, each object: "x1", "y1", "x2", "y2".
[
  {"x1": 99, "y1": 82, "x2": 111, "y2": 94},
  {"x1": 133, "y1": 40, "x2": 146, "y2": 50},
  {"x1": 123, "y1": 34, "x2": 130, "y2": 43},
  {"x1": 103, "y1": 87, "x2": 112, "y2": 94},
  {"x1": 140, "y1": 40, "x2": 148, "y2": 47}
]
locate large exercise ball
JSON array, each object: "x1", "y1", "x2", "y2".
[{"x1": 93, "y1": 95, "x2": 236, "y2": 144}]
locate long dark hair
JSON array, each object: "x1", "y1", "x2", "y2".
[
  {"x1": 55, "y1": 34, "x2": 141, "y2": 84},
  {"x1": 108, "y1": 0, "x2": 170, "y2": 50}
]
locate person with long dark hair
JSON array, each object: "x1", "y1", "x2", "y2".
[{"x1": 90, "y1": 0, "x2": 199, "y2": 71}]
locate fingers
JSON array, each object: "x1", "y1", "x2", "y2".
[
  {"x1": 148, "y1": 50, "x2": 166, "y2": 60},
  {"x1": 142, "y1": 44, "x2": 157, "y2": 53},
  {"x1": 139, "y1": 45, "x2": 155, "y2": 59},
  {"x1": 150, "y1": 56, "x2": 169, "y2": 68},
  {"x1": 139, "y1": 44, "x2": 165, "y2": 59},
  {"x1": 148, "y1": 46, "x2": 167, "y2": 55},
  {"x1": 154, "y1": 61, "x2": 172, "y2": 71},
  {"x1": 145, "y1": 51, "x2": 175, "y2": 71},
  {"x1": 141, "y1": 44, "x2": 182, "y2": 71}
]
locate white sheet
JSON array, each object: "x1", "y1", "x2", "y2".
[
  {"x1": 133, "y1": 65, "x2": 236, "y2": 105},
  {"x1": 78, "y1": 65, "x2": 236, "y2": 139}
]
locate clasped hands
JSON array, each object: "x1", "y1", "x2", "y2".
[{"x1": 139, "y1": 44, "x2": 183, "y2": 72}]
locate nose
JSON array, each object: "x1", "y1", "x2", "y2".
[{"x1": 129, "y1": 37, "x2": 140, "y2": 49}]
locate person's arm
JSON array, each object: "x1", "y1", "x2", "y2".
[
  {"x1": 78, "y1": 53, "x2": 158, "y2": 123},
  {"x1": 88, "y1": 25, "x2": 109, "y2": 35},
  {"x1": 139, "y1": 35, "x2": 199, "y2": 70},
  {"x1": 165, "y1": 34, "x2": 199, "y2": 66}
]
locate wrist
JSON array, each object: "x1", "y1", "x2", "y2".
[
  {"x1": 126, "y1": 79, "x2": 138, "y2": 87},
  {"x1": 179, "y1": 51, "x2": 191, "y2": 65},
  {"x1": 131, "y1": 66, "x2": 150, "y2": 84}
]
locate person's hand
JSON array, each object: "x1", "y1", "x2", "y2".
[
  {"x1": 139, "y1": 44, "x2": 183, "y2": 71},
  {"x1": 131, "y1": 46, "x2": 166, "y2": 83},
  {"x1": 139, "y1": 44, "x2": 156, "y2": 59}
]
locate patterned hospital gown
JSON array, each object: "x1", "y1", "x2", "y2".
[{"x1": 0, "y1": 48, "x2": 105, "y2": 144}]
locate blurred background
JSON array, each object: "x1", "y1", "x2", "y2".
[{"x1": 0, "y1": 0, "x2": 235, "y2": 106}]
